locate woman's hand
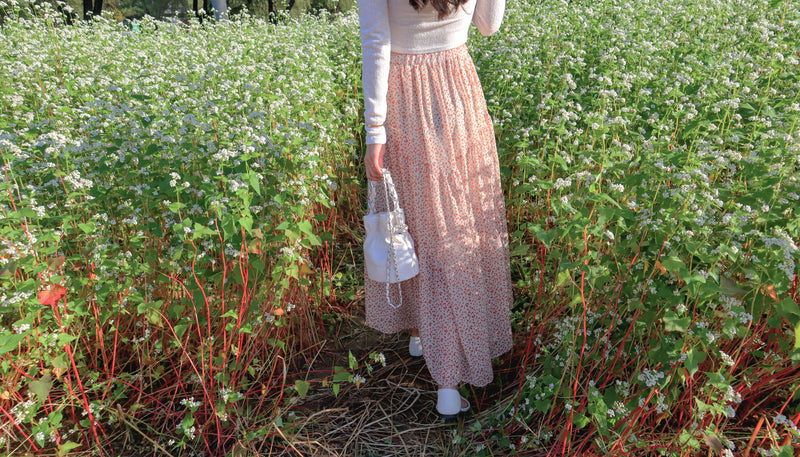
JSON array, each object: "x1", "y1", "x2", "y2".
[{"x1": 365, "y1": 143, "x2": 386, "y2": 181}]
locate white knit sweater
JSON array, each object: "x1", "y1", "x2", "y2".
[{"x1": 358, "y1": 0, "x2": 506, "y2": 144}]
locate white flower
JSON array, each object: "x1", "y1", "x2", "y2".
[
  {"x1": 637, "y1": 368, "x2": 665, "y2": 388},
  {"x1": 180, "y1": 397, "x2": 202, "y2": 409},
  {"x1": 720, "y1": 351, "x2": 735, "y2": 366},
  {"x1": 554, "y1": 177, "x2": 572, "y2": 189},
  {"x1": 372, "y1": 352, "x2": 386, "y2": 367}
]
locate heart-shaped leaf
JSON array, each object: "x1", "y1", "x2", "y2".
[
  {"x1": 29, "y1": 374, "x2": 52, "y2": 403},
  {"x1": 0, "y1": 260, "x2": 17, "y2": 278},
  {"x1": 53, "y1": 354, "x2": 69, "y2": 380},
  {"x1": 719, "y1": 275, "x2": 746, "y2": 297},
  {"x1": 702, "y1": 433, "x2": 724, "y2": 454},
  {"x1": 59, "y1": 441, "x2": 81, "y2": 455},
  {"x1": 47, "y1": 255, "x2": 66, "y2": 272},
  {"x1": 247, "y1": 239, "x2": 262, "y2": 255},
  {"x1": 294, "y1": 380, "x2": 310, "y2": 399},
  {"x1": 38, "y1": 285, "x2": 67, "y2": 306}
]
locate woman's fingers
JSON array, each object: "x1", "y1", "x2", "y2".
[{"x1": 365, "y1": 143, "x2": 386, "y2": 181}]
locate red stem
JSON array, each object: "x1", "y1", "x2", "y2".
[
  {"x1": 0, "y1": 405, "x2": 41, "y2": 451},
  {"x1": 513, "y1": 243, "x2": 545, "y2": 415}
]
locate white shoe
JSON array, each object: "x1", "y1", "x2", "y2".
[
  {"x1": 409, "y1": 336, "x2": 423, "y2": 357},
  {"x1": 436, "y1": 388, "x2": 470, "y2": 418}
]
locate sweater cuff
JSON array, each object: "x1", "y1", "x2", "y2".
[{"x1": 366, "y1": 125, "x2": 386, "y2": 144}]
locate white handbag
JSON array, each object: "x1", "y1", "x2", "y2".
[{"x1": 363, "y1": 169, "x2": 419, "y2": 309}]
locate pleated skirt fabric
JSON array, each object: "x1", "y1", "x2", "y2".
[{"x1": 365, "y1": 45, "x2": 513, "y2": 388}]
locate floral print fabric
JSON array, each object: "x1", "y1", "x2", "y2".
[{"x1": 365, "y1": 45, "x2": 513, "y2": 387}]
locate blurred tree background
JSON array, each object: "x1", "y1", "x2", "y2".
[{"x1": 53, "y1": 0, "x2": 353, "y2": 20}]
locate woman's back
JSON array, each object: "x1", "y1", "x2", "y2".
[
  {"x1": 361, "y1": 0, "x2": 504, "y2": 55},
  {"x1": 387, "y1": 0, "x2": 476, "y2": 54}
]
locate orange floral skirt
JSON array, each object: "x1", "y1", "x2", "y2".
[{"x1": 365, "y1": 45, "x2": 513, "y2": 388}]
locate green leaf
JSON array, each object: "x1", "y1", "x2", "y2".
[
  {"x1": 660, "y1": 255, "x2": 686, "y2": 273},
  {"x1": 137, "y1": 300, "x2": 163, "y2": 315},
  {"x1": 332, "y1": 367, "x2": 351, "y2": 383},
  {"x1": 29, "y1": 374, "x2": 52, "y2": 403},
  {"x1": 663, "y1": 314, "x2": 691, "y2": 332},
  {"x1": 294, "y1": 380, "x2": 310, "y2": 399},
  {"x1": 556, "y1": 270, "x2": 573, "y2": 287},
  {"x1": 167, "y1": 202, "x2": 185, "y2": 212},
  {"x1": 332, "y1": 383, "x2": 340, "y2": 397},
  {"x1": 248, "y1": 172, "x2": 263, "y2": 196},
  {"x1": 590, "y1": 192, "x2": 622, "y2": 209},
  {"x1": 174, "y1": 323, "x2": 188, "y2": 339},
  {"x1": 192, "y1": 223, "x2": 217, "y2": 239},
  {"x1": 571, "y1": 412, "x2": 590, "y2": 428},
  {"x1": 794, "y1": 321, "x2": 800, "y2": 350},
  {"x1": 146, "y1": 307, "x2": 161, "y2": 326},
  {"x1": 304, "y1": 233, "x2": 323, "y2": 246},
  {"x1": 78, "y1": 222, "x2": 96, "y2": 234},
  {"x1": 719, "y1": 276, "x2": 746, "y2": 297},
  {"x1": 776, "y1": 298, "x2": 800, "y2": 323},
  {"x1": 0, "y1": 260, "x2": 17, "y2": 278},
  {"x1": 17, "y1": 208, "x2": 37, "y2": 218},
  {"x1": 58, "y1": 333, "x2": 77, "y2": 344},
  {"x1": 777, "y1": 444, "x2": 795, "y2": 457},
  {"x1": 220, "y1": 309, "x2": 239, "y2": 319},
  {"x1": 684, "y1": 348, "x2": 706, "y2": 377},
  {"x1": 240, "y1": 214, "x2": 253, "y2": 233},
  {"x1": 53, "y1": 354, "x2": 69, "y2": 369},
  {"x1": 0, "y1": 333, "x2": 25, "y2": 356},
  {"x1": 678, "y1": 429, "x2": 701, "y2": 448},
  {"x1": 531, "y1": 224, "x2": 555, "y2": 249},
  {"x1": 348, "y1": 351, "x2": 358, "y2": 371},
  {"x1": 297, "y1": 220, "x2": 314, "y2": 236},
  {"x1": 59, "y1": 441, "x2": 82, "y2": 455}
]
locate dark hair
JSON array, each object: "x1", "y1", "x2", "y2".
[{"x1": 409, "y1": 0, "x2": 470, "y2": 20}]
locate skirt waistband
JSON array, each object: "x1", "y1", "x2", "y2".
[{"x1": 390, "y1": 44, "x2": 470, "y2": 66}]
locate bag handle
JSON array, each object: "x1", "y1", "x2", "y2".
[
  {"x1": 367, "y1": 169, "x2": 401, "y2": 215},
  {"x1": 366, "y1": 169, "x2": 405, "y2": 310}
]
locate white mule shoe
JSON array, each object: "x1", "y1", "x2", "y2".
[
  {"x1": 409, "y1": 336, "x2": 423, "y2": 357},
  {"x1": 436, "y1": 388, "x2": 470, "y2": 418}
]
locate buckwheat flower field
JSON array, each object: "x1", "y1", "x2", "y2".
[{"x1": 0, "y1": 0, "x2": 798, "y2": 455}]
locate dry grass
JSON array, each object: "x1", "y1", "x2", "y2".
[{"x1": 265, "y1": 316, "x2": 528, "y2": 457}]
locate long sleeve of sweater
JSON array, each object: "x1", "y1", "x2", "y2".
[
  {"x1": 473, "y1": 0, "x2": 506, "y2": 36},
  {"x1": 359, "y1": 0, "x2": 391, "y2": 145}
]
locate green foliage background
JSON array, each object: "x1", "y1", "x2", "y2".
[{"x1": 0, "y1": 0, "x2": 798, "y2": 455}]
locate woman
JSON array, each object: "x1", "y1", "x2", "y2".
[{"x1": 359, "y1": 0, "x2": 512, "y2": 418}]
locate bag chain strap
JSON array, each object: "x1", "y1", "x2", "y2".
[
  {"x1": 368, "y1": 170, "x2": 405, "y2": 310},
  {"x1": 382, "y1": 170, "x2": 403, "y2": 309}
]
